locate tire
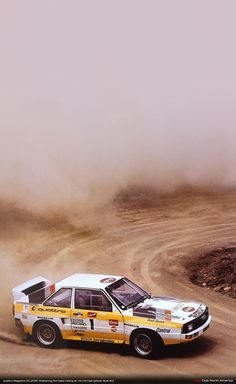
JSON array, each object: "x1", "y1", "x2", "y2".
[
  {"x1": 33, "y1": 321, "x2": 62, "y2": 348},
  {"x1": 131, "y1": 330, "x2": 162, "y2": 358}
]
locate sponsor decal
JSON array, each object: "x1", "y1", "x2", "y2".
[
  {"x1": 164, "y1": 310, "x2": 172, "y2": 321},
  {"x1": 73, "y1": 312, "x2": 83, "y2": 317},
  {"x1": 88, "y1": 312, "x2": 97, "y2": 318},
  {"x1": 72, "y1": 319, "x2": 87, "y2": 328},
  {"x1": 23, "y1": 304, "x2": 30, "y2": 313},
  {"x1": 182, "y1": 306, "x2": 195, "y2": 313},
  {"x1": 31, "y1": 306, "x2": 66, "y2": 314},
  {"x1": 81, "y1": 336, "x2": 114, "y2": 343},
  {"x1": 156, "y1": 327, "x2": 171, "y2": 333},
  {"x1": 164, "y1": 309, "x2": 172, "y2": 315},
  {"x1": 111, "y1": 326, "x2": 117, "y2": 332},
  {"x1": 74, "y1": 331, "x2": 85, "y2": 336},
  {"x1": 109, "y1": 319, "x2": 118, "y2": 326},
  {"x1": 100, "y1": 277, "x2": 117, "y2": 284},
  {"x1": 124, "y1": 323, "x2": 139, "y2": 328},
  {"x1": 190, "y1": 307, "x2": 205, "y2": 318},
  {"x1": 37, "y1": 316, "x2": 53, "y2": 320}
]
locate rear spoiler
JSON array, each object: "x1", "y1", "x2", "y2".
[{"x1": 12, "y1": 276, "x2": 53, "y2": 302}]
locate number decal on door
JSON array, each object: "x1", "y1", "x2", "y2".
[{"x1": 89, "y1": 319, "x2": 94, "y2": 330}]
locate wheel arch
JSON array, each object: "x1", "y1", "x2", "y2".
[
  {"x1": 130, "y1": 327, "x2": 164, "y2": 346},
  {"x1": 32, "y1": 319, "x2": 62, "y2": 339}
]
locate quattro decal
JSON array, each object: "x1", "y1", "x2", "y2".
[{"x1": 31, "y1": 306, "x2": 66, "y2": 314}]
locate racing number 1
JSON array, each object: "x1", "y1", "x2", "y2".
[{"x1": 89, "y1": 319, "x2": 94, "y2": 330}]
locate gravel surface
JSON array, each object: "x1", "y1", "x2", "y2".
[{"x1": 1, "y1": 190, "x2": 236, "y2": 378}]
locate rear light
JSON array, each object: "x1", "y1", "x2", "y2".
[
  {"x1": 50, "y1": 284, "x2": 55, "y2": 294},
  {"x1": 15, "y1": 319, "x2": 22, "y2": 328}
]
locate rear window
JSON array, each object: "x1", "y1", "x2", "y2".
[
  {"x1": 44, "y1": 288, "x2": 72, "y2": 308},
  {"x1": 29, "y1": 288, "x2": 48, "y2": 304}
]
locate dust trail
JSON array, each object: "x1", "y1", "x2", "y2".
[
  {"x1": 0, "y1": 331, "x2": 35, "y2": 346},
  {"x1": 0, "y1": 2, "x2": 236, "y2": 216}
]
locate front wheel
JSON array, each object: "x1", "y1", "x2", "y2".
[
  {"x1": 130, "y1": 329, "x2": 164, "y2": 359},
  {"x1": 131, "y1": 331, "x2": 156, "y2": 358},
  {"x1": 34, "y1": 322, "x2": 61, "y2": 348}
]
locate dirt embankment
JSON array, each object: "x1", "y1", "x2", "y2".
[{"x1": 189, "y1": 247, "x2": 236, "y2": 299}]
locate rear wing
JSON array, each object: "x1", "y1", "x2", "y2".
[{"x1": 12, "y1": 276, "x2": 53, "y2": 303}]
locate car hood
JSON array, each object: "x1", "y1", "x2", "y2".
[{"x1": 132, "y1": 296, "x2": 206, "y2": 323}]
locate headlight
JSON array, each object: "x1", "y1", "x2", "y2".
[
  {"x1": 182, "y1": 321, "x2": 196, "y2": 333},
  {"x1": 188, "y1": 323, "x2": 193, "y2": 332}
]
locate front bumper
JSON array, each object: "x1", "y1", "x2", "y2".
[{"x1": 180, "y1": 315, "x2": 212, "y2": 342}]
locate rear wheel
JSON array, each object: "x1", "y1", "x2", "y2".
[{"x1": 34, "y1": 322, "x2": 61, "y2": 348}]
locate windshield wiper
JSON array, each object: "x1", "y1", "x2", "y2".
[{"x1": 128, "y1": 294, "x2": 150, "y2": 309}]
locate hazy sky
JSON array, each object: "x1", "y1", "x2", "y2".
[{"x1": 0, "y1": 1, "x2": 235, "y2": 212}]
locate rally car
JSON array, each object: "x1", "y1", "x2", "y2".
[{"x1": 12, "y1": 273, "x2": 211, "y2": 358}]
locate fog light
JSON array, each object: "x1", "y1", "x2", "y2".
[
  {"x1": 188, "y1": 323, "x2": 193, "y2": 331},
  {"x1": 185, "y1": 335, "x2": 193, "y2": 339}
]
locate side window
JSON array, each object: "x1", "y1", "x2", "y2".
[
  {"x1": 44, "y1": 288, "x2": 72, "y2": 308},
  {"x1": 75, "y1": 289, "x2": 112, "y2": 312}
]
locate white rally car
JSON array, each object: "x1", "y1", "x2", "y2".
[{"x1": 12, "y1": 273, "x2": 211, "y2": 358}]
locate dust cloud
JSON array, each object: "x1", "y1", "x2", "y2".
[{"x1": 0, "y1": 1, "x2": 236, "y2": 217}]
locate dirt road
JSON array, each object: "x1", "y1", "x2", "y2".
[{"x1": 0, "y1": 190, "x2": 236, "y2": 379}]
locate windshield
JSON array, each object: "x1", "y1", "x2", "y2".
[{"x1": 106, "y1": 278, "x2": 149, "y2": 309}]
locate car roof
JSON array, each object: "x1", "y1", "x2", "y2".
[{"x1": 56, "y1": 273, "x2": 123, "y2": 290}]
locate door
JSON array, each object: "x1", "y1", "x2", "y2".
[
  {"x1": 40, "y1": 287, "x2": 73, "y2": 339},
  {"x1": 71, "y1": 288, "x2": 124, "y2": 343}
]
